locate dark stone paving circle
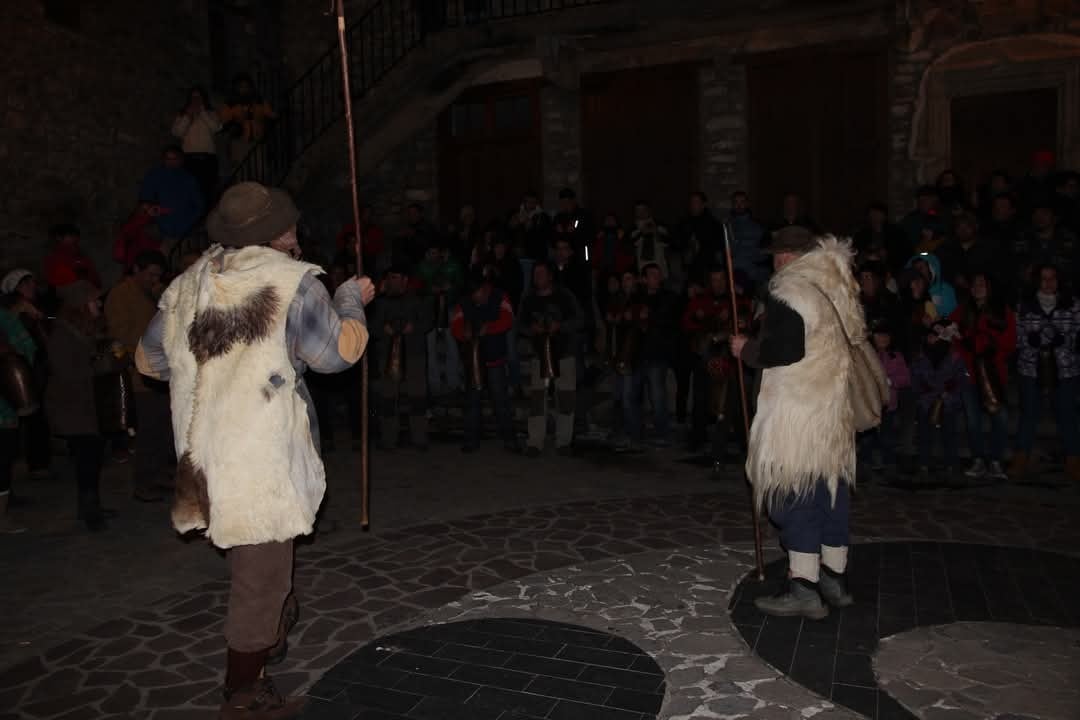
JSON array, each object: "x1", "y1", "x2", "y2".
[
  {"x1": 3, "y1": 491, "x2": 1079, "y2": 719},
  {"x1": 731, "y1": 541, "x2": 1080, "y2": 720},
  {"x1": 304, "y1": 618, "x2": 664, "y2": 720}
]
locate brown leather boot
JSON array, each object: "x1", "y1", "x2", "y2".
[
  {"x1": 221, "y1": 648, "x2": 304, "y2": 719},
  {"x1": 219, "y1": 676, "x2": 306, "y2": 720},
  {"x1": 266, "y1": 593, "x2": 299, "y2": 666},
  {"x1": 1007, "y1": 452, "x2": 1028, "y2": 480}
]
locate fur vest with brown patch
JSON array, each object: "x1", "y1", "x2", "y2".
[
  {"x1": 160, "y1": 246, "x2": 325, "y2": 548},
  {"x1": 747, "y1": 237, "x2": 864, "y2": 510}
]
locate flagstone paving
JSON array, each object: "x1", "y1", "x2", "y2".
[{"x1": 2, "y1": 440, "x2": 1079, "y2": 719}]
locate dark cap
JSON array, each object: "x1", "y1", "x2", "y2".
[{"x1": 763, "y1": 225, "x2": 816, "y2": 255}]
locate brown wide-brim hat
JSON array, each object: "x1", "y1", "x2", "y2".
[
  {"x1": 762, "y1": 225, "x2": 816, "y2": 255},
  {"x1": 206, "y1": 181, "x2": 300, "y2": 247}
]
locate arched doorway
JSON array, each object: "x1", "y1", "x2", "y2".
[{"x1": 910, "y1": 33, "x2": 1080, "y2": 186}]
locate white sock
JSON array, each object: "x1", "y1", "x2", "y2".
[
  {"x1": 789, "y1": 551, "x2": 820, "y2": 583},
  {"x1": 821, "y1": 545, "x2": 848, "y2": 574}
]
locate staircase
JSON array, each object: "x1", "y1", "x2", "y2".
[{"x1": 231, "y1": 0, "x2": 607, "y2": 190}]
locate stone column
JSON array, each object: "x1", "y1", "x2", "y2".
[
  {"x1": 699, "y1": 56, "x2": 748, "y2": 211},
  {"x1": 540, "y1": 84, "x2": 582, "y2": 211}
]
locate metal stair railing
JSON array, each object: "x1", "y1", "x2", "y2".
[{"x1": 229, "y1": 0, "x2": 607, "y2": 189}]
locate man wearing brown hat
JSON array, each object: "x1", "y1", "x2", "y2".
[
  {"x1": 730, "y1": 225, "x2": 864, "y2": 620},
  {"x1": 137, "y1": 182, "x2": 375, "y2": 718}
]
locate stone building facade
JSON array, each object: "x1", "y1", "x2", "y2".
[
  {"x1": 0, "y1": 1, "x2": 212, "y2": 283},
  {"x1": 4, "y1": 1, "x2": 1079, "y2": 278},
  {"x1": 276, "y1": 0, "x2": 1080, "y2": 245}
]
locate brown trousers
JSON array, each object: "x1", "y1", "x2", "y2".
[{"x1": 225, "y1": 540, "x2": 294, "y2": 652}]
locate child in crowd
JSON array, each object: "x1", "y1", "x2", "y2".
[
  {"x1": 911, "y1": 323, "x2": 967, "y2": 478},
  {"x1": 860, "y1": 318, "x2": 909, "y2": 476}
]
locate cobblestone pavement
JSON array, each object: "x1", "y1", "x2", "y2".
[
  {"x1": 875, "y1": 623, "x2": 1080, "y2": 720},
  {"x1": 2, "y1": 437, "x2": 1079, "y2": 719}
]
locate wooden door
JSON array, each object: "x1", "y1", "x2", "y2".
[
  {"x1": 438, "y1": 81, "x2": 543, "y2": 227},
  {"x1": 951, "y1": 88, "x2": 1058, "y2": 188},
  {"x1": 582, "y1": 64, "x2": 699, "y2": 226},
  {"x1": 747, "y1": 44, "x2": 889, "y2": 233}
]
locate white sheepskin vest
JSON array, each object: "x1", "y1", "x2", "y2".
[
  {"x1": 746, "y1": 236, "x2": 863, "y2": 510},
  {"x1": 160, "y1": 245, "x2": 325, "y2": 549}
]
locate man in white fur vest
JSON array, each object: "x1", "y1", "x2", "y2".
[
  {"x1": 731, "y1": 226, "x2": 862, "y2": 620},
  {"x1": 136, "y1": 182, "x2": 375, "y2": 719}
]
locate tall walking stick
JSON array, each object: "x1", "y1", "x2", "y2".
[
  {"x1": 335, "y1": 0, "x2": 371, "y2": 530},
  {"x1": 723, "y1": 223, "x2": 765, "y2": 580}
]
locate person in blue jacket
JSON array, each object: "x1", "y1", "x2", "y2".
[
  {"x1": 139, "y1": 145, "x2": 204, "y2": 255},
  {"x1": 905, "y1": 252, "x2": 957, "y2": 319}
]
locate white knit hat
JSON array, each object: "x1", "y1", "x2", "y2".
[{"x1": 1, "y1": 269, "x2": 33, "y2": 295}]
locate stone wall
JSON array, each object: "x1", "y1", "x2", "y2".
[
  {"x1": 0, "y1": 1, "x2": 210, "y2": 285},
  {"x1": 293, "y1": 122, "x2": 439, "y2": 263},
  {"x1": 539, "y1": 85, "x2": 583, "y2": 210},
  {"x1": 888, "y1": 0, "x2": 1080, "y2": 218},
  {"x1": 699, "y1": 57, "x2": 749, "y2": 212}
]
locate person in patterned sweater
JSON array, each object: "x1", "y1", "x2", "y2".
[{"x1": 1012, "y1": 263, "x2": 1080, "y2": 481}]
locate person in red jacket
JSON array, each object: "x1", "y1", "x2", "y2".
[
  {"x1": 450, "y1": 270, "x2": 518, "y2": 453},
  {"x1": 43, "y1": 224, "x2": 101, "y2": 289},
  {"x1": 948, "y1": 272, "x2": 1016, "y2": 480},
  {"x1": 683, "y1": 266, "x2": 750, "y2": 465},
  {"x1": 113, "y1": 203, "x2": 163, "y2": 272}
]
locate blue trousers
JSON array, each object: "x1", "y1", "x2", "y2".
[
  {"x1": 768, "y1": 479, "x2": 850, "y2": 554},
  {"x1": 960, "y1": 383, "x2": 1008, "y2": 461},
  {"x1": 464, "y1": 364, "x2": 514, "y2": 448},
  {"x1": 625, "y1": 361, "x2": 670, "y2": 442},
  {"x1": 1016, "y1": 376, "x2": 1079, "y2": 456}
]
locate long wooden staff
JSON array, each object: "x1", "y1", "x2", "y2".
[
  {"x1": 722, "y1": 222, "x2": 764, "y2": 580},
  {"x1": 335, "y1": 0, "x2": 370, "y2": 530}
]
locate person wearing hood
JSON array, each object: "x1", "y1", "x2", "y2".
[{"x1": 905, "y1": 252, "x2": 956, "y2": 319}]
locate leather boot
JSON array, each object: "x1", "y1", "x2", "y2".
[
  {"x1": 220, "y1": 648, "x2": 305, "y2": 719},
  {"x1": 219, "y1": 678, "x2": 305, "y2": 720},
  {"x1": 754, "y1": 577, "x2": 828, "y2": 620},
  {"x1": 818, "y1": 566, "x2": 854, "y2": 608},
  {"x1": 1007, "y1": 452, "x2": 1028, "y2": 480},
  {"x1": 1066, "y1": 456, "x2": 1080, "y2": 483},
  {"x1": 266, "y1": 593, "x2": 299, "y2": 666}
]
